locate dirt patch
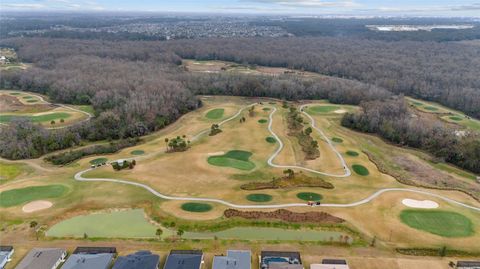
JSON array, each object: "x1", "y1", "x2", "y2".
[
  {"x1": 22, "y1": 200, "x2": 53, "y2": 213},
  {"x1": 224, "y1": 209, "x2": 344, "y2": 223},
  {"x1": 402, "y1": 199, "x2": 439, "y2": 209},
  {"x1": 0, "y1": 94, "x2": 52, "y2": 113},
  {"x1": 207, "y1": 151, "x2": 225, "y2": 156}
]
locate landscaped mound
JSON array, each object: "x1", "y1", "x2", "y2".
[
  {"x1": 346, "y1": 150, "x2": 359, "y2": 157},
  {"x1": 130, "y1": 150, "x2": 145, "y2": 155},
  {"x1": 207, "y1": 150, "x2": 255, "y2": 170},
  {"x1": 205, "y1": 108, "x2": 225, "y2": 119},
  {"x1": 258, "y1": 119, "x2": 268, "y2": 124},
  {"x1": 400, "y1": 210, "x2": 473, "y2": 237},
  {"x1": 181, "y1": 202, "x2": 213, "y2": 212},
  {"x1": 308, "y1": 105, "x2": 341, "y2": 114},
  {"x1": 246, "y1": 193, "x2": 273, "y2": 202},
  {"x1": 224, "y1": 209, "x2": 344, "y2": 223},
  {"x1": 331, "y1": 137, "x2": 343, "y2": 143},
  {"x1": 89, "y1": 157, "x2": 108, "y2": 165},
  {"x1": 297, "y1": 192, "x2": 323, "y2": 201},
  {"x1": 241, "y1": 172, "x2": 333, "y2": 190},
  {"x1": 0, "y1": 185, "x2": 67, "y2": 207},
  {"x1": 449, "y1": 116, "x2": 463, "y2": 121},
  {"x1": 265, "y1": 137, "x2": 276, "y2": 143},
  {"x1": 352, "y1": 164, "x2": 369, "y2": 176}
]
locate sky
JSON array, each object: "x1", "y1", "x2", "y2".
[{"x1": 1, "y1": 0, "x2": 480, "y2": 17}]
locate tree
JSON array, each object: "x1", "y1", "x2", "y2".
[
  {"x1": 177, "y1": 229, "x2": 184, "y2": 237},
  {"x1": 60, "y1": 118, "x2": 64, "y2": 123},
  {"x1": 30, "y1": 221, "x2": 38, "y2": 228},
  {"x1": 440, "y1": 246, "x2": 447, "y2": 257},
  {"x1": 156, "y1": 228, "x2": 163, "y2": 238},
  {"x1": 304, "y1": 127, "x2": 312, "y2": 136},
  {"x1": 83, "y1": 232, "x2": 88, "y2": 239},
  {"x1": 50, "y1": 120, "x2": 55, "y2": 125},
  {"x1": 370, "y1": 236, "x2": 376, "y2": 247},
  {"x1": 165, "y1": 138, "x2": 169, "y2": 150},
  {"x1": 283, "y1": 169, "x2": 294, "y2": 179}
]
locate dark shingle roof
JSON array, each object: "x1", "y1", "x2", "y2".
[
  {"x1": 164, "y1": 250, "x2": 203, "y2": 269},
  {"x1": 0, "y1": 246, "x2": 13, "y2": 252},
  {"x1": 457, "y1": 261, "x2": 480, "y2": 267},
  {"x1": 321, "y1": 259, "x2": 347, "y2": 265},
  {"x1": 73, "y1": 247, "x2": 117, "y2": 255},
  {"x1": 113, "y1": 251, "x2": 160, "y2": 269},
  {"x1": 61, "y1": 253, "x2": 114, "y2": 269},
  {"x1": 260, "y1": 251, "x2": 301, "y2": 262}
]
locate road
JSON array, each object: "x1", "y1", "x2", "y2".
[{"x1": 74, "y1": 103, "x2": 480, "y2": 212}]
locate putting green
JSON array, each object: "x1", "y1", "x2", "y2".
[
  {"x1": 296, "y1": 192, "x2": 323, "y2": 201},
  {"x1": 263, "y1": 107, "x2": 271, "y2": 111},
  {"x1": 346, "y1": 150, "x2": 359, "y2": 157},
  {"x1": 0, "y1": 112, "x2": 72, "y2": 123},
  {"x1": 352, "y1": 164, "x2": 369, "y2": 176},
  {"x1": 449, "y1": 116, "x2": 463, "y2": 121},
  {"x1": 205, "y1": 108, "x2": 225, "y2": 119},
  {"x1": 46, "y1": 209, "x2": 160, "y2": 238},
  {"x1": 411, "y1": 101, "x2": 423, "y2": 106},
  {"x1": 400, "y1": 210, "x2": 474, "y2": 237},
  {"x1": 424, "y1": 106, "x2": 438, "y2": 111},
  {"x1": 131, "y1": 150, "x2": 145, "y2": 155},
  {"x1": 89, "y1": 158, "x2": 108, "y2": 165},
  {"x1": 246, "y1": 193, "x2": 272, "y2": 202},
  {"x1": 0, "y1": 185, "x2": 67, "y2": 207},
  {"x1": 207, "y1": 150, "x2": 255, "y2": 171},
  {"x1": 22, "y1": 96, "x2": 34, "y2": 99},
  {"x1": 258, "y1": 119, "x2": 268, "y2": 124},
  {"x1": 181, "y1": 202, "x2": 213, "y2": 212},
  {"x1": 9, "y1": 92, "x2": 21, "y2": 95},
  {"x1": 265, "y1": 137, "x2": 276, "y2": 143},
  {"x1": 26, "y1": 100, "x2": 38, "y2": 103},
  {"x1": 308, "y1": 105, "x2": 341, "y2": 113},
  {"x1": 331, "y1": 137, "x2": 343, "y2": 143}
]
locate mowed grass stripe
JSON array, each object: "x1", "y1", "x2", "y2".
[
  {"x1": 308, "y1": 105, "x2": 341, "y2": 113},
  {"x1": 205, "y1": 108, "x2": 225, "y2": 119},
  {"x1": 400, "y1": 210, "x2": 474, "y2": 237},
  {"x1": 0, "y1": 185, "x2": 67, "y2": 207},
  {"x1": 0, "y1": 112, "x2": 72, "y2": 123}
]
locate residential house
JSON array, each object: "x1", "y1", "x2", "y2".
[
  {"x1": 310, "y1": 259, "x2": 350, "y2": 269},
  {"x1": 260, "y1": 251, "x2": 303, "y2": 269},
  {"x1": 457, "y1": 261, "x2": 480, "y2": 269},
  {"x1": 212, "y1": 250, "x2": 251, "y2": 269},
  {"x1": 0, "y1": 246, "x2": 14, "y2": 269},
  {"x1": 164, "y1": 250, "x2": 203, "y2": 269},
  {"x1": 61, "y1": 247, "x2": 116, "y2": 269},
  {"x1": 15, "y1": 248, "x2": 66, "y2": 269},
  {"x1": 113, "y1": 250, "x2": 160, "y2": 269}
]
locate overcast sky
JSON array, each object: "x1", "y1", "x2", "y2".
[{"x1": 2, "y1": 0, "x2": 480, "y2": 17}]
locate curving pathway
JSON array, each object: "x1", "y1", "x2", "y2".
[{"x1": 74, "y1": 103, "x2": 480, "y2": 212}]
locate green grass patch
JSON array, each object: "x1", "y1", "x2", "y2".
[
  {"x1": 296, "y1": 192, "x2": 323, "y2": 201},
  {"x1": 352, "y1": 164, "x2": 369, "y2": 176},
  {"x1": 246, "y1": 193, "x2": 272, "y2": 202},
  {"x1": 331, "y1": 137, "x2": 343, "y2": 143},
  {"x1": 265, "y1": 137, "x2": 276, "y2": 143},
  {"x1": 424, "y1": 106, "x2": 438, "y2": 111},
  {"x1": 0, "y1": 185, "x2": 67, "y2": 207},
  {"x1": 46, "y1": 209, "x2": 162, "y2": 238},
  {"x1": 181, "y1": 203, "x2": 212, "y2": 212},
  {"x1": 89, "y1": 158, "x2": 108, "y2": 165},
  {"x1": 22, "y1": 96, "x2": 34, "y2": 99},
  {"x1": 130, "y1": 150, "x2": 145, "y2": 155},
  {"x1": 346, "y1": 150, "x2": 359, "y2": 157},
  {"x1": 258, "y1": 119, "x2": 268, "y2": 124},
  {"x1": 207, "y1": 150, "x2": 255, "y2": 171},
  {"x1": 0, "y1": 112, "x2": 72, "y2": 123},
  {"x1": 0, "y1": 162, "x2": 25, "y2": 181},
  {"x1": 449, "y1": 116, "x2": 463, "y2": 121},
  {"x1": 26, "y1": 100, "x2": 38, "y2": 103},
  {"x1": 76, "y1": 105, "x2": 95, "y2": 115},
  {"x1": 411, "y1": 101, "x2": 423, "y2": 106},
  {"x1": 205, "y1": 108, "x2": 225, "y2": 119},
  {"x1": 9, "y1": 92, "x2": 21, "y2": 95},
  {"x1": 262, "y1": 107, "x2": 271, "y2": 111},
  {"x1": 308, "y1": 105, "x2": 340, "y2": 113},
  {"x1": 400, "y1": 210, "x2": 474, "y2": 237}
]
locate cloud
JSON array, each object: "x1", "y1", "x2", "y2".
[
  {"x1": 241, "y1": 0, "x2": 360, "y2": 8},
  {"x1": 358, "y1": 2, "x2": 480, "y2": 13},
  {"x1": 1, "y1": 0, "x2": 105, "y2": 10},
  {"x1": 1, "y1": 3, "x2": 45, "y2": 9}
]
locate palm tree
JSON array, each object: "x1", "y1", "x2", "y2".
[{"x1": 164, "y1": 138, "x2": 169, "y2": 150}]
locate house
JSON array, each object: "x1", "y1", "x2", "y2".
[
  {"x1": 164, "y1": 250, "x2": 203, "y2": 269},
  {"x1": 15, "y1": 248, "x2": 66, "y2": 269},
  {"x1": 0, "y1": 246, "x2": 14, "y2": 269},
  {"x1": 212, "y1": 250, "x2": 251, "y2": 269},
  {"x1": 260, "y1": 251, "x2": 303, "y2": 269},
  {"x1": 310, "y1": 259, "x2": 350, "y2": 269},
  {"x1": 113, "y1": 250, "x2": 160, "y2": 269},
  {"x1": 61, "y1": 247, "x2": 116, "y2": 269},
  {"x1": 457, "y1": 261, "x2": 480, "y2": 269}
]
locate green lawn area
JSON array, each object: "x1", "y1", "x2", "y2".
[
  {"x1": 26, "y1": 100, "x2": 38, "y2": 103},
  {"x1": 246, "y1": 193, "x2": 272, "y2": 202},
  {"x1": 265, "y1": 137, "x2": 276, "y2": 143},
  {"x1": 296, "y1": 192, "x2": 323, "y2": 201},
  {"x1": 308, "y1": 105, "x2": 340, "y2": 114},
  {"x1": 449, "y1": 116, "x2": 463, "y2": 121},
  {"x1": 207, "y1": 150, "x2": 256, "y2": 171},
  {"x1": 423, "y1": 106, "x2": 439, "y2": 111},
  {"x1": 75, "y1": 105, "x2": 95, "y2": 115},
  {"x1": 0, "y1": 162, "x2": 26, "y2": 181},
  {"x1": 9, "y1": 92, "x2": 21, "y2": 95},
  {"x1": 263, "y1": 107, "x2": 271, "y2": 111},
  {"x1": 0, "y1": 112, "x2": 72, "y2": 123},
  {"x1": 89, "y1": 158, "x2": 108, "y2": 165},
  {"x1": 22, "y1": 96, "x2": 34, "y2": 99},
  {"x1": 352, "y1": 164, "x2": 369, "y2": 176},
  {"x1": 346, "y1": 150, "x2": 359, "y2": 157},
  {"x1": 181, "y1": 202, "x2": 213, "y2": 212},
  {"x1": 205, "y1": 108, "x2": 225, "y2": 119},
  {"x1": 131, "y1": 150, "x2": 145, "y2": 155},
  {"x1": 258, "y1": 119, "x2": 268, "y2": 124},
  {"x1": 46, "y1": 209, "x2": 162, "y2": 238},
  {"x1": 400, "y1": 210, "x2": 474, "y2": 237},
  {"x1": 0, "y1": 185, "x2": 67, "y2": 207},
  {"x1": 331, "y1": 137, "x2": 343, "y2": 143}
]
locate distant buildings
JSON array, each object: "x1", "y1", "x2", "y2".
[
  {"x1": 61, "y1": 247, "x2": 116, "y2": 269},
  {"x1": 0, "y1": 246, "x2": 14, "y2": 269},
  {"x1": 113, "y1": 250, "x2": 160, "y2": 269},
  {"x1": 457, "y1": 261, "x2": 480, "y2": 269},
  {"x1": 212, "y1": 250, "x2": 251, "y2": 269},
  {"x1": 15, "y1": 248, "x2": 66, "y2": 269},
  {"x1": 310, "y1": 259, "x2": 350, "y2": 269},
  {"x1": 164, "y1": 250, "x2": 203, "y2": 269},
  {"x1": 260, "y1": 251, "x2": 303, "y2": 269}
]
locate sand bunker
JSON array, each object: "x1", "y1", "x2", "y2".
[
  {"x1": 334, "y1": 109, "x2": 347, "y2": 114},
  {"x1": 207, "y1": 151, "x2": 225, "y2": 156},
  {"x1": 402, "y1": 199, "x2": 439, "y2": 209},
  {"x1": 22, "y1": 200, "x2": 53, "y2": 213}
]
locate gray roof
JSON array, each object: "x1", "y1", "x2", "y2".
[
  {"x1": 457, "y1": 261, "x2": 480, "y2": 267},
  {"x1": 61, "y1": 253, "x2": 114, "y2": 269},
  {"x1": 164, "y1": 251, "x2": 203, "y2": 269},
  {"x1": 15, "y1": 248, "x2": 66, "y2": 269},
  {"x1": 213, "y1": 250, "x2": 250, "y2": 269},
  {"x1": 113, "y1": 251, "x2": 160, "y2": 269}
]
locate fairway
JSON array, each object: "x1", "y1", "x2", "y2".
[
  {"x1": 400, "y1": 210, "x2": 474, "y2": 237},
  {"x1": 181, "y1": 202, "x2": 213, "y2": 212},
  {"x1": 207, "y1": 150, "x2": 256, "y2": 170},
  {"x1": 0, "y1": 112, "x2": 72, "y2": 123},
  {"x1": 46, "y1": 209, "x2": 158, "y2": 238},
  {"x1": 0, "y1": 185, "x2": 67, "y2": 207},
  {"x1": 205, "y1": 108, "x2": 225, "y2": 119},
  {"x1": 246, "y1": 193, "x2": 273, "y2": 202},
  {"x1": 296, "y1": 192, "x2": 323, "y2": 201},
  {"x1": 352, "y1": 164, "x2": 369, "y2": 176},
  {"x1": 0, "y1": 162, "x2": 25, "y2": 180},
  {"x1": 449, "y1": 116, "x2": 463, "y2": 121},
  {"x1": 308, "y1": 105, "x2": 341, "y2": 113}
]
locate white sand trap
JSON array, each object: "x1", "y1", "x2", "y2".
[
  {"x1": 334, "y1": 109, "x2": 347, "y2": 114},
  {"x1": 22, "y1": 200, "x2": 53, "y2": 213},
  {"x1": 207, "y1": 151, "x2": 225, "y2": 156},
  {"x1": 402, "y1": 199, "x2": 439, "y2": 209}
]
